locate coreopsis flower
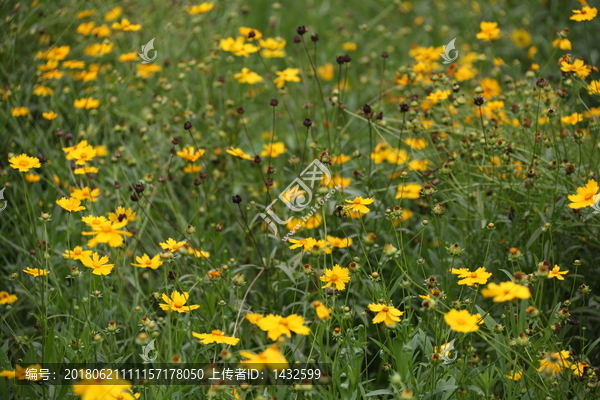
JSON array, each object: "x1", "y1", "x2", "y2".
[
  {"x1": 538, "y1": 351, "x2": 571, "y2": 376},
  {"x1": 344, "y1": 197, "x2": 374, "y2": 214},
  {"x1": 239, "y1": 27, "x2": 262, "y2": 41},
  {"x1": 476, "y1": 22, "x2": 501, "y2": 41},
  {"x1": 187, "y1": 2, "x2": 214, "y2": 14},
  {"x1": 310, "y1": 239, "x2": 333, "y2": 255},
  {"x1": 92, "y1": 25, "x2": 111, "y2": 37},
  {"x1": 0, "y1": 364, "x2": 43, "y2": 380},
  {"x1": 69, "y1": 144, "x2": 97, "y2": 165},
  {"x1": 568, "y1": 179, "x2": 599, "y2": 209},
  {"x1": 137, "y1": 64, "x2": 162, "y2": 78},
  {"x1": 368, "y1": 303, "x2": 403, "y2": 325},
  {"x1": 131, "y1": 254, "x2": 163, "y2": 269},
  {"x1": 37, "y1": 45, "x2": 70, "y2": 61},
  {"x1": 450, "y1": 267, "x2": 492, "y2": 286},
  {"x1": 240, "y1": 345, "x2": 288, "y2": 371},
  {"x1": 404, "y1": 138, "x2": 428, "y2": 149},
  {"x1": 234, "y1": 67, "x2": 263, "y2": 84},
  {"x1": 111, "y1": 18, "x2": 141, "y2": 31},
  {"x1": 70, "y1": 186, "x2": 100, "y2": 202},
  {"x1": 72, "y1": 369, "x2": 134, "y2": 399},
  {"x1": 330, "y1": 154, "x2": 350, "y2": 165},
  {"x1": 77, "y1": 10, "x2": 95, "y2": 18},
  {"x1": 118, "y1": 52, "x2": 138, "y2": 62},
  {"x1": 426, "y1": 90, "x2": 450, "y2": 104},
  {"x1": 183, "y1": 164, "x2": 201, "y2": 173},
  {"x1": 342, "y1": 42, "x2": 357, "y2": 51},
  {"x1": 548, "y1": 265, "x2": 569, "y2": 280},
  {"x1": 560, "y1": 59, "x2": 592, "y2": 79},
  {"x1": 9, "y1": 154, "x2": 41, "y2": 172},
  {"x1": 443, "y1": 309, "x2": 482, "y2": 332},
  {"x1": 561, "y1": 112, "x2": 584, "y2": 125},
  {"x1": 320, "y1": 264, "x2": 351, "y2": 291},
  {"x1": 0, "y1": 291, "x2": 18, "y2": 304},
  {"x1": 82, "y1": 220, "x2": 133, "y2": 247},
  {"x1": 74, "y1": 97, "x2": 100, "y2": 109},
  {"x1": 42, "y1": 69, "x2": 64, "y2": 80},
  {"x1": 571, "y1": 361, "x2": 592, "y2": 377},
  {"x1": 104, "y1": 6, "x2": 122, "y2": 21},
  {"x1": 42, "y1": 111, "x2": 57, "y2": 120},
  {"x1": 273, "y1": 68, "x2": 301, "y2": 88},
  {"x1": 84, "y1": 42, "x2": 114, "y2": 56},
  {"x1": 259, "y1": 142, "x2": 285, "y2": 158},
  {"x1": 32, "y1": 86, "x2": 53, "y2": 96},
  {"x1": 176, "y1": 146, "x2": 205, "y2": 162},
  {"x1": 159, "y1": 238, "x2": 187, "y2": 252},
  {"x1": 288, "y1": 237, "x2": 317, "y2": 251},
  {"x1": 56, "y1": 197, "x2": 86, "y2": 212},
  {"x1": 81, "y1": 215, "x2": 108, "y2": 227},
  {"x1": 77, "y1": 21, "x2": 96, "y2": 35},
  {"x1": 10, "y1": 107, "x2": 29, "y2": 117},
  {"x1": 395, "y1": 183, "x2": 422, "y2": 199},
  {"x1": 63, "y1": 60, "x2": 85, "y2": 69},
  {"x1": 570, "y1": 6, "x2": 598, "y2": 21},
  {"x1": 188, "y1": 248, "x2": 210, "y2": 258},
  {"x1": 73, "y1": 166, "x2": 99, "y2": 175},
  {"x1": 317, "y1": 63, "x2": 334, "y2": 81},
  {"x1": 63, "y1": 140, "x2": 88, "y2": 156},
  {"x1": 326, "y1": 236, "x2": 352, "y2": 248},
  {"x1": 312, "y1": 301, "x2": 332, "y2": 320},
  {"x1": 23, "y1": 267, "x2": 50, "y2": 277},
  {"x1": 257, "y1": 314, "x2": 311, "y2": 341},
  {"x1": 192, "y1": 330, "x2": 240, "y2": 345},
  {"x1": 588, "y1": 80, "x2": 600, "y2": 95},
  {"x1": 510, "y1": 29, "x2": 531, "y2": 48},
  {"x1": 506, "y1": 370, "x2": 523, "y2": 381},
  {"x1": 245, "y1": 313, "x2": 264, "y2": 325},
  {"x1": 158, "y1": 291, "x2": 200, "y2": 313},
  {"x1": 80, "y1": 252, "x2": 114, "y2": 275},
  {"x1": 259, "y1": 37, "x2": 286, "y2": 58},
  {"x1": 63, "y1": 246, "x2": 92, "y2": 260},
  {"x1": 219, "y1": 37, "x2": 259, "y2": 57},
  {"x1": 108, "y1": 206, "x2": 137, "y2": 223},
  {"x1": 552, "y1": 38, "x2": 572, "y2": 50},
  {"x1": 226, "y1": 147, "x2": 254, "y2": 160},
  {"x1": 481, "y1": 281, "x2": 531, "y2": 302}
]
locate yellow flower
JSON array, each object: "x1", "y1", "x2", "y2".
[
  {"x1": 239, "y1": 345, "x2": 288, "y2": 371},
  {"x1": 317, "y1": 63, "x2": 334, "y2": 81},
  {"x1": 82, "y1": 221, "x2": 133, "y2": 248},
  {"x1": 9, "y1": 154, "x2": 40, "y2": 172},
  {"x1": 0, "y1": 364, "x2": 43, "y2": 380},
  {"x1": 192, "y1": 330, "x2": 240, "y2": 345},
  {"x1": 187, "y1": 2, "x2": 214, "y2": 14},
  {"x1": 341, "y1": 42, "x2": 357, "y2": 51},
  {"x1": 176, "y1": 146, "x2": 205, "y2": 162},
  {"x1": 80, "y1": 252, "x2": 115, "y2": 275},
  {"x1": 481, "y1": 281, "x2": 531, "y2": 302},
  {"x1": 131, "y1": 254, "x2": 163, "y2": 269},
  {"x1": 84, "y1": 42, "x2": 114, "y2": 56},
  {"x1": 63, "y1": 246, "x2": 92, "y2": 260},
  {"x1": 219, "y1": 37, "x2": 259, "y2": 57},
  {"x1": 70, "y1": 186, "x2": 100, "y2": 202},
  {"x1": 159, "y1": 238, "x2": 187, "y2": 252},
  {"x1": 312, "y1": 301, "x2": 332, "y2": 320},
  {"x1": 259, "y1": 142, "x2": 285, "y2": 158},
  {"x1": 395, "y1": 183, "x2": 422, "y2": 199},
  {"x1": 108, "y1": 206, "x2": 137, "y2": 223},
  {"x1": 552, "y1": 38, "x2": 572, "y2": 50},
  {"x1": 245, "y1": 313, "x2": 264, "y2": 325},
  {"x1": 11, "y1": 107, "x2": 29, "y2": 117},
  {"x1": 0, "y1": 291, "x2": 18, "y2": 304},
  {"x1": 331, "y1": 154, "x2": 350, "y2": 165},
  {"x1": 159, "y1": 291, "x2": 200, "y2": 313},
  {"x1": 561, "y1": 112, "x2": 583, "y2": 125},
  {"x1": 476, "y1": 21, "x2": 501, "y2": 41},
  {"x1": 42, "y1": 111, "x2": 57, "y2": 120},
  {"x1": 77, "y1": 10, "x2": 95, "y2": 18},
  {"x1": 239, "y1": 27, "x2": 262, "y2": 41},
  {"x1": 69, "y1": 145, "x2": 97, "y2": 165},
  {"x1": 451, "y1": 267, "x2": 492, "y2": 286},
  {"x1": 226, "y1": 147, "x2": 254, "y2": 160},
  {"x1": 568, "y1": 179, "x2": 599, "y2": 209},
  {"x1": 72, "y1": 368, "x2": 134, "y2": 400},
  {"x1": 73, "y1": 166, "x2": 99, "y2": 175},
  {"x1": 92, "y1": 25, "x2": 111, "y2": 37},
  {"x1": 111, "y1": 18, "x2": 141, "y2": 31},
  {"x1": 368, "y1": 303, "x2": 403, "y2": 325},
  {"x1": 234, "y1": 67, "x2": 263, "y2": 84},
  {"x1": 588, "y1": 80, "x2": 600, "y2": 95},
  {"x1": 259, "y1": 37, "x2": 286, "y2": 58},
  {"x1": 137, "y1": 63, "x2": 162, "y2": 78},
  {"x1": 74, "y1": 97, "x2": 100, "y2": 109},
  {"x1": 404, "y1": 138, "x2": 428, "y2": 149},
  {"x1": 24, "y1": 173, "x2": 41, "y2": 183},
  {"x1": 320, "y1": 264, "x2": 351, "y2": 291},
  {"x1": 480, "y1": 77, "x2": 501, "y2": 99},
  {"x1": 273, "y1": 68, "x2": 301, "y2": 88},
  {"x1": 76, "y1": 21, "x2": 96, "y2": 35},
  {"x1": 548, "y1": 265, "x2": 569, "y2": 280},
  {"x1": 37, "y1": 45, "x2": 70, "y2": 61},
  {"x1": 570, "y1": 6, "x2": 598, "y2": 21},
  {"x1": 257, "y1": 314, "x2": 310, "y2": 341},
  {"x1": 343, "y1": 197, "x2": 374, "y2": 214},
  {"x1": 23, "y1": 268, "x2": 50, "y2": 277},
  {"x1": 326, "y1": 235, "x2": 353, "y2": 248},
  {"x1": 56, "y1": 197, "x2": 86, "y2": 212},
  {"x1": 560, "y1": 59, "x2": 592, "y2": 79},
  {"x1": 62, "y1": 60, "x2": 85, "y2": 69},
  {"x1": 426, "y1": 89, "x2": 450, "y2": 103},
  {"x1": 118, "y1": 52, "x2": 138, "y2": 62},
  {"x1": 104, "y1": 6, "x2": 122, "y2": 21},
  {"x1": 538, "y1": 351, "x2": 571, "y2": 376},
  {"x1": 571, "y1": 361, "x2": 592, "y2": 377},
  {"x1": 444, "y1": 309, "x2": 482, "y2": 332},
  {"x1": 189, "y1": 248, "x2": 210, "y2": 258},
  {"x1": 33, "y1": 86, "x2": 53, "y2": 96},
  {"x1": 506, "y1": 370, "x2": 523, "y2": 381},
  {"x1": 510, "y1": 29, "x2": 531, "y2": 48},
  {"x1": 42, "y1": 69, "x2": 64, "y2": 80}
]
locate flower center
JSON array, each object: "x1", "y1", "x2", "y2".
[
  {"x1": 471, "y1": 273, "x2": 478, "y2": 278},
  {"x1": 173, "y1": 302, "x2": 183, "y2": 309},
  {"x1": 584, "y1": 193, "x2": 594, "y2": 200},
  {"x1": 381, "y1": 306, "x2": 389, "y2": 312},
  {"x1": 19, "y1": 160, "x2": 29, "y2": 166},
  {"x1": 330, "y1": 274, "x2": 338, "y2": 281}
]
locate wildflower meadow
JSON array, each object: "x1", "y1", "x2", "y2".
[{"x1": 2, "y1": 0, "x2": 600, "y2": 399}]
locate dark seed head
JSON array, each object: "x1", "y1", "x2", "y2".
[
  {"x1": 303, "y1": 118, "x2": 312, "y2": 127},
  {"x1": 296, "y1": 26, "x2": 308, "y2": 35},
  {"x1": 232, "y1": 194, "x2": 242, "y2": 204},
  {"x1": 183, "y1": 121, "x2": 192, "y2": 130},
  {"x1": 474, "y1": 95, "x2": 485, "y2": 106}
]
